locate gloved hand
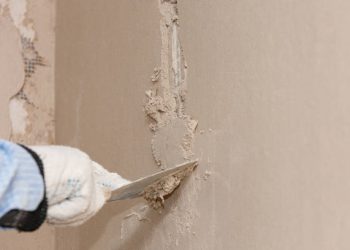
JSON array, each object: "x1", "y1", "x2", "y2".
[{"x1": 29, "y1": 145, "x2": 130, "y2": 227}]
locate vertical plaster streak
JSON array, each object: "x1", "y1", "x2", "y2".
[{"x1": 122, "y1": 1, "x2": 204, "y2": 248}]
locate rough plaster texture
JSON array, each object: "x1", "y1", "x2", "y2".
[
  {"x1": 0, "y1": 0, "x2": 55, "y2": 249},
  {"x1": 2, "y1": 0, "x2": 349, "y2": 249}
]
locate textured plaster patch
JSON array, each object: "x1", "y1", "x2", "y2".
[
  {"x1": 1, "y1": 0, "x2": 53, "y2": 144},
  {"x1": 136, "y1": 0, "x2": 202, "y2": 245},
  {"x1": 151, "y1": 67, "x2": 162, "y2": 82},
  {"x1": 1, "y1": 0, "x2": 35, "y2": 40},
  {"x1": 144, "y1": 0, "x2": 197, "y2": 168}
]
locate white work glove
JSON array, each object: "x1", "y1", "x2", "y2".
[{"x1": 29, "y1": 145, "x2": 130, "y2": 227}]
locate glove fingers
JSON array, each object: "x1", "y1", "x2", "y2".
[
  {"x1": 47, "y1": 181, "x2": 106, "y2": 226},
  {"x1": 47, "y1": 196, "x2": 90, "y2": 224}
]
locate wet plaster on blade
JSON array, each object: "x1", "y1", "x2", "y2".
[
  {"x1": 143, "y1": 163, "x2": 196, "y2": 211},
  {"x1": 0, "y1": 0, "x2": 54, "y2": 144}
]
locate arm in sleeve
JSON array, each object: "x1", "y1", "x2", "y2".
[{"x1": 0, "y1": 140, "x2": 47, "y2": 232}]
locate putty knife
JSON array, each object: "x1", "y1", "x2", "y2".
[{"x1": 108, "y1": 160, "x2": 198, "y2": 202}]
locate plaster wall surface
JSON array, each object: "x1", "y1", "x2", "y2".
[
  {"x1": 54, "y1": 0, "x2": 350, "y2": 249},
  {"x1": 55, "y1": 0, "x2": 160, "y2": 249}
]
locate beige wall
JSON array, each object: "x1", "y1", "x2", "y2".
[
  {"x1": 179, "y1": 1, "x2": 350, "y2": 248},
  {"x1": 2, "y1": 0, "x2": 350, "y2": 249}
]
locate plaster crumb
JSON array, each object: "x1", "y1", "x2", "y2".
[
  {"x1": 181, "y1": 117, "x2": 198, "y2": 160},
  {"x1": 144, "y1": 90, "x2": 167, "y2": 124},
  {"x1": 202, "y1": 170, "x2": 212, "y2": 181},
  {"x1": 208, "y1": 128, "x2": 213, "y2": 132},
  {"x1": 138, "y1": 205, "x2": 149, "y2": 212},
  {"x1": 143, "y1": 165, "x2": 195, "y2": 211},
  {"x1": 124, "y1": 212, "x2": 151, "y2": 223},
  {"x1": 199, "y1": 129, "x2": 205, "y2": 134},
  {"x1": 162, "y1": 0, "x2": 177, "y2": 4},
  {"x1": 151, "y1": 67, "x2": 161, "y2": 82}
]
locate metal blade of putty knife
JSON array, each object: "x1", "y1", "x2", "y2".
[{"x1": 107, "y1": 160, "x2": 198, "y2": 202}]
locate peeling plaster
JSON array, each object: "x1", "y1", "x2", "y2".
[
  {"x1": 0, "y1": 0, "x2": 53, "y2": 144},
  {"x1": 0, "y1": 0, "x2": 35, "y2": 40}
]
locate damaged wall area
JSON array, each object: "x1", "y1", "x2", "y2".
[
  {"x1": 0, "y1": 0, "x2": 55, "y2": 249},
  {"x1": 0, "y1": 0, "x2": 54, "y2": 145},
  {"x1": 0, "y1": 15, "x2": 24, "y2": 139}
]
